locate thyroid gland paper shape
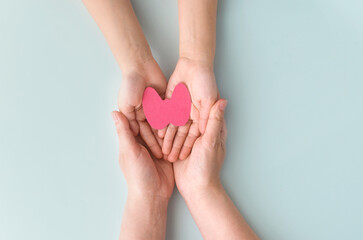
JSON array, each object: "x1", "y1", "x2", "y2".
[{"x1": 142, "y1": 83, "x2": 191, "y2": 130}]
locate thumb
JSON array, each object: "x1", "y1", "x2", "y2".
[
  {"x1": 202, "y1": 99, "x2": 228, "y2": 148},
  {"x1": 199, "y1": 100, "x2": 215, "y2": 134},
  {"x1": 111, "y1": 111, "x2": 139, "y2": 155}
]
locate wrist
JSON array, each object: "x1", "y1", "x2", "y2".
[
  {"x1": 120, "y1": 57, "x2": 156, "y2": 80},
  {"x1": 177, "y1": 57, "x2": 214, "y2": 72},
  {"x1": 119, "y1": 46, "x2": 153, "y2": 73},
  {"x1": 120, "y1": 192, "x2": 169, "y2": 240},
  {"x1": 126, "y1": 192, "x2": 169, "y2": 225},
  {"x1": 127, "y1": 191, "x2": 170, "y2": 209},
  {"x1": 179, "y1": 51, "x2": 214, "y2": 68},
  {"x1": 180, "y1": 180, "x2": 224, "y2": 205}
]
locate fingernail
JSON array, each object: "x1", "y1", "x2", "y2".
[{"x1": 219, "y1": 100, "x2": 228, "y2": 111}]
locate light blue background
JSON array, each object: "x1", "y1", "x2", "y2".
[{"x1": 1, "y1": 0, "x2": 362, "y2": 239}]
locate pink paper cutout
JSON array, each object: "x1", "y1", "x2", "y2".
[{"x1": 142, "y1": 83, "x2": 191, "y2": 130}]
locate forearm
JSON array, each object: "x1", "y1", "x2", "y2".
[
  {"x1": 185, "y1": 184, "x2": 259, "y2": 240},
  {"x1": 120, "y1": 194, "x2": 169, "y2": 240},
  {"x1": 178, "y1": 0, "x2": 218, "y2": 65},
  {"x1": 83, "y1": 0, "x2": 152, "y2": 71}
]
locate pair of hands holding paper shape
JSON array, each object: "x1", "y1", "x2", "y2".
[
  {"x1": 84, "y1": 0, "x2": 258, "y2": 239},
  {"x1": 119, "y1": 57, "x2": 218, "y2": 162}
]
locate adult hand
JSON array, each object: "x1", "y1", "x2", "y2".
[
  {"x1": 112, "y1": 111, "x2": 174, "y2": 239},
  {"x1": 173, "y1": 99, "x2": 226, "y2": 200},
  {"x1": 159, "y1": 57, "x2": 218, "y2": 162},
  {"x1": 173, "y1": 100, "x2": 259, "y2": 239},
  {"x1": 118, "y1": 58, "x2": 167, "y2": 159},
  {"x1": 112, "y1": 110, "x2": 174, "y2": 200}
]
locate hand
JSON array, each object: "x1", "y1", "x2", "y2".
[
  {"x1": 112, "y1": 110, "x2": 174, "y2": 199},
  {"x1": 173, "y1": 100, "x2": 259, "y2": 239},
  {"x1": 173, "y1": 99, "x2": 227, "y2": 200},
  {"x1": 159, "y1": 57, "x2": 219, "y2": 162},
  {"x1": 83, "y1": 0, "x2": 165, "y2": 158},
  {"x1": 118, "y1": 58, "x2": 167, "y2": 159},
  {"x1": 112, "y1": 110, "x2": 174, "y2": 239}
]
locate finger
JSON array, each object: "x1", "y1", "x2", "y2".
[
  {"x1": 199, "y1": 100, "x2": 215, "y2": 134},
  {"x1": 179, "y1": 121, "x2": 200, "y2": 160},
  {"x1": 111, "y1": 111, "x2": 139, "y2": 155},
  {"x1": 139, "y1": 121, "x2": 163, "y2": 159},
  {"x1": 158, "y1": 127, "x2": 167, "y2": 139},
  {"x1": 179, "y1": 105, "x2": 200, "y2": 159},
  {"x1": 129, "y1": 120, "x2": 139, "y2": 136},
  {"x1": 166, "y1": 87, "x2": 173, "y2": 99},
  {"x1": 167, "y1": 121, "x2": 191, "y2": 162},
  {"x1": 118, "y1": 76, "x2": 145, "y2": 136},
  {"x1": 153, "y1": 128, "x2": 164, "y2": 149},
  {"x1": 118, "y1": 103, "x2": 139, "y2": 136},
  {"x1": 165, "y1": 78, "x2": 178, "y2": 98},
  {"x1": 135, "y1": 107, "x2": 162, "y2": 158},
  {"x1": 202, "y1": 99, "x2": 228, "y2": 148},
  {"x1": 162, "y1": 124, "x2": 178, "y2": 155}
]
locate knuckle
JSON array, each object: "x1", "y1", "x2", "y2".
[
  {"x1": 188, "y1": 131, "x2": 200, "y2": 139},
  {"x1": 202, "y1": 138, "x2": 217, "y2": 150},
  {"x1": 208, "y1": 114, "x2": 223, "y2": 123},
  {"x1": 172, "y1": 144, "x2": 182, "y2": 150}
]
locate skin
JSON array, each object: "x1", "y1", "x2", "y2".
[
  {"x1": 112, "y1": 111, "x2": 174, "y2": 240},
  {"x1": 85, "y1": 1, "x2": 258, "y2": 238},
  {"x1": 83, "y1": 0, "x2": 166, "y2": 159},
  {"x1": 83, "y1": 0, "x2": 219, "y2": 161},
  {"x1": 112, "y1": 100, "x2": 259, "y2": 239},
  {"x1": 174, "y1": 100, "x2": 259, "y2": 240},
  {"x1": 159, "y1": 0, "x2": 219, "y2": 162}
]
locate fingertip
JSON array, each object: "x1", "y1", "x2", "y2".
[
  {"x1": 180, "y1": 145, "x2": 192, "y2": 160},
  {"x1": 111, "y1": 111, "x2": 127, "y2": 131},
  {"x1": 154, "y1": 150, "x2": 163, "y2": 160},
  {"x1": 210, "y1": 99, "x2": 227, "y2": 121},
  {"x1": 167, "y1": 155, "x2": 177, "y2": 163},
  {"x1": 112, "y1": 111, "x2": 139, "y2": 153},
  {"x1": 158, "y1": 128, "x2": 166, "y2": 138},
  {"x1": 157, "y1": 130, "x2": 163, "y2": 138},
  {"x1": 179, "y1": 151, "x2": 187, "y2": 160},
  {"x1": 169, "y1": 146, "x2": 183, "y2": 162},
  {"x1": 201, "y1": 100, "x2": 227, "y2": 147},
  {"x1": 150, "y1": 145, "x2": 163, "y2": 159},
  {"x1": 111, "y1": 111, "x2": 119, "y2": 123},
  {"x1": 162, "y1": 144, "x2": 172, "y2": 155},
  {"x1": 219, "y1": 99, "x2": 228, "y2": 111}
]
